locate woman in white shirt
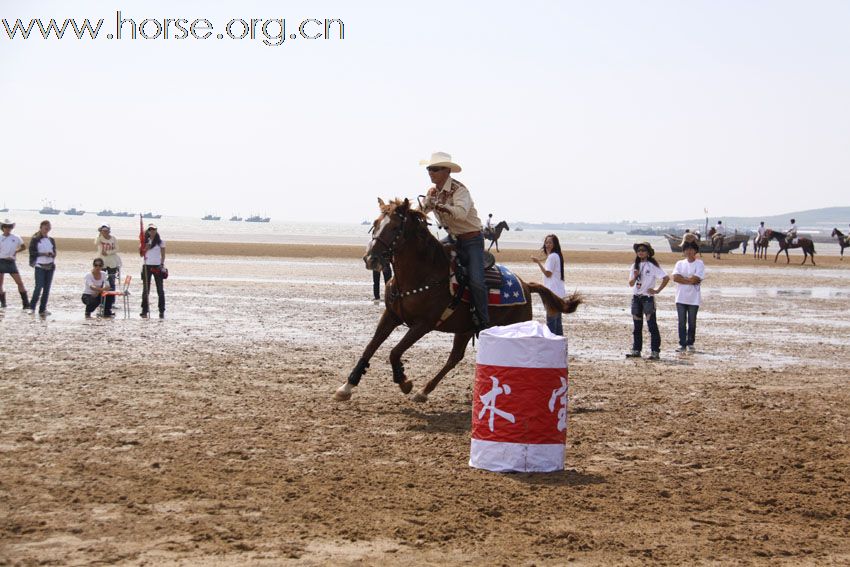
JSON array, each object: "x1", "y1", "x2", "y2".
[
  {"x1": 141, "y1": 224, "x2": 166, "y2": 318},
  {"x1": 27, "y1": 220, "x2": 57, "y2": 316},
  {"x1": 0, "y1": 219, "x2": 29, "y2": 309},
  {"x1": 672, "y1": 240, "x2": 706, "y2": 352},
  {"x1": 626, "y1": 242, "x2": 669, "y2": 360},
  {"x1": 95, "y1": 224, "x2": 122, "y2": 318},
  {"x1": 532, "y1": 234, "x2": 567, "y2": 335},
  {"x1": 82, "y1": 258, "x2": 110, "y2": 318}
]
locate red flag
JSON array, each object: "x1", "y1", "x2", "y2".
[{"x1": 139, "y1": 214, "x2": 146, "y2": 257}]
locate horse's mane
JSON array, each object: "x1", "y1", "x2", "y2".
[
  {"x1": 383, "y1": 198, "x2": 448, "y2": 264},
  {"x1": 766, "y1": 229, "x2": 786, "y2": 240}
]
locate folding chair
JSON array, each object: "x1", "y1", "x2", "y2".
[{"x1": 100, "y1": 274, "x2": 132, "y2": 318}]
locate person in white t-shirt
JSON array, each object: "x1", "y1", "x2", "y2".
[
  {"x1": 0, "y1": 219, "x2": 29, "y2": 309},
  {"x1": 672, "y1": 240, "x2": 706, "y2": 352},
  {"x1": 532, "y1": 234, "x2": 567, "y2": 335},
  {"x1": 81, "y1": 258, "x2": 110, "y2": 318},
  {"x1": 626, "y1": 242, "x2": 669, "y2": 360},
  {"x1": 141, "y1": 224, "x2": 166, "y2": 318},
  {"x1": 786, "y1": 218, "x2": 798, "y2": 244}
]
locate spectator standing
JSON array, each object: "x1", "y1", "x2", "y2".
[
  {"x1": 672, "y1": 240, "x2": 706, "y2": 352},
  {"x1": 28, "y1": 220, "x2": 56, "y2": 316},
  {"x1": 531, "y1": 234, "x2": 566, "y2": 335},
  {"x1": 0, "y1": 218, "x2": 29, "y2": 309}
]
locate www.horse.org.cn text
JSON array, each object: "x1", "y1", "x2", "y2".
[{"x1": 1, "y1": 11, "x2": 345, "y2": 47}]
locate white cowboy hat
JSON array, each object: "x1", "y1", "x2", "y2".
[
  {"x1": 419, "y1": 151, "x2": 461, "y2": 173},
  {"x1": 0, "y1": 218, "x2": 14, "y2": 228}
]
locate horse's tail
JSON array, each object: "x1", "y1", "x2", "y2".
[{"x1": 527, "y1": 282, "x2": 582, "y2": 314}]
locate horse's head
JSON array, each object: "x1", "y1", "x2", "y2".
[
  {"x1": 364, "y1": 197, "x2": 431, "y2": 271},
  {"x1": 832, "y1": 228, "x2": 840, "y2": 238},
  {"x1": 497, "y1": 220, "x2": 509, "y2": 231}
]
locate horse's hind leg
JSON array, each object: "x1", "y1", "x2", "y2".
[
  {"x1": 388, "y1": 323, "x2": 433, "y2": 395},
  {"x1": 413, "y1": 332, "x2": 474, "y2": 403},
  {"x1": 334, "y1": 309, "x2": 401, "y2": 401}
]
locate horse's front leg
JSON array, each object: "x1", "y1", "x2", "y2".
[
  {"x1": 334, "y1": 309, "x2": 401, "y2": 401},
  {"x1": 413, "y1": 331, "x2": 474, "y2": 403},
  {"x1": 388, "y1": 323, "x2": 433, "y2": 395}
]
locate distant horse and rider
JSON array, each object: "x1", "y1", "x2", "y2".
[
  {"x1": 335, "y1": 198, "x2": 581, "y2": 403},
  {"x1": 763, "y1": 229, "x2": 816, "y2": 265},
  {"x1": 832, "y1": 228, "x2": 850, "y2": 260},
  {"x1": 483, "y1": 215, "x2": 509, "y2": 252},
  {"x1": 707, "y1": 226, "x2": 725, "y2": 259},
  {"x1": 753, "y1": 233, "x2": 770, "y2": 259}
]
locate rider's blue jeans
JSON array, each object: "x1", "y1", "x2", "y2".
[{"x1": 444, "y1": 233, "x2": 489, "y2": 328}]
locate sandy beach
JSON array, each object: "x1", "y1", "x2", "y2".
[{"x1": 1, "y1": 246, "x2": 849, "y2": 565}]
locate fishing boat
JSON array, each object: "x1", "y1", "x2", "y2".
[
  {"x1": 245, "y1": 215, "x2": 270, "y2": 223},
  {"x1": 39, "y1": 203, "x2": 60, "y2": 215},
  {"x1": 114, "y1": 211, "x2": 134, "y2": 217},
  {"x1": 360, "y1": 219, "x2": 370, "y2": 225},
  {"x1": 663, "y1": 232, "x2": 749, "y2": 253},
  {"x1": 96, "y1": 209, "x2": 114, "y2": 216},
  {"x1": 0, "y1": 203, "x2": 8, "y2": 213},
  {"x1": 63, "y1": 207, "x2": 85, "y2": 215},
  {"x1": 141, "y1": 212, "x2": 162, "y2": 219},
  {"x1": 229, "y1": 215, "x2": 243, "y2": 221},
  {"x1": 202, "y1": 214, "x2": 221, "y2": 221}
]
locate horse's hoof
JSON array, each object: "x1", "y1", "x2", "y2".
[
  {"x1": 399, "y1": 380, "x2": 413, "y2": 395},
  {"x1": 412, "y1": 392, "x2": 428, "y2": 403},
  {"x1": 334, "y1": 384, "x2": 353, "y2": 401}
]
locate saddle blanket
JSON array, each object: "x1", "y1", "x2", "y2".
[{"x1": 451, "y1": 264, "x2": 527, "y2": 307}]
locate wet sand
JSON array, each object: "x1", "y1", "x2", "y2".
[{"x1": 1, "y1": 249, "x2": 849, "y2": 565}]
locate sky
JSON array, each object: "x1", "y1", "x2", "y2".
[{"x1": 1, "y1": 0, "x2": 848, "y2": 224}]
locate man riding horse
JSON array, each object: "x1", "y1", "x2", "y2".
[{"x1": 420, "y1": 151, "x2": 489, "y2": 332}]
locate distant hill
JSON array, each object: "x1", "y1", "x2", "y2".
[{"x1": 513, "y1": 206, "x2": 850, "y2": 233}]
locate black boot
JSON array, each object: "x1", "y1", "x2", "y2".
[
  {"x1": 20, "y1": 290, "x2": 29, "y2": 309},
  {"x1": 0, "y1": 292, "x2": 6, "y2": 308}
]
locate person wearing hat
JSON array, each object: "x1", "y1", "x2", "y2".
[
  {"x1": 95, "y1": 224, "x2": 122, "y2": 317},
  {"x1": 420, "y1": 151, "x2": 489, "y2": 331},
  {"x1": 672, "y1": 240, "x2": 706, "y2": 353},
  {"x1": 141, "y1": 223, "x2": 166, "y2": 318},
  {"x1": 626, "y1": 242, "x2": 669, "y2": 360},
  {"x1": 0, "y1": 219, "x2": 29, "y2": 309}
]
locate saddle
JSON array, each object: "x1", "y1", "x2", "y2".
[{"x1": 443, "y1": 244, "x2": 502, "y2": 289}]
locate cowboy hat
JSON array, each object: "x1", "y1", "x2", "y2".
[
  {"x1": 419, "y1": 151, "x2": 461, "y2": 173},
  {"x1": 0, "y1": 218, "x2": 14, "y2": 228},
  {"x1": 633, "y1": 241, "x2": 655, "y2": 256}
]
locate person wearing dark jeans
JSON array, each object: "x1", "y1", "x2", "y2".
[
  {"x1": 95, "y1": 224, "x2": 122, "y2": 318},
  {"x1": 82, "y1": 258, "x2": 109, "y2": 318},
  {"x1": 141, "y1": 265, "x2": 166, "y2": 318},
  {"x1": 140, "y1": 224, "x2": 166, "y2": 318},
  {"x1": 372, "y1": 263, "x2": 392, "y2": 303},
  {"x1": 626, "y1": 242, "x2": 669, "y2": 360},
  {"x1": 672, "y1": 241, "x2": 706, "y2": 353},
  {"x1": 28, "y1": 220, "x2": 56, "y2": 316}
]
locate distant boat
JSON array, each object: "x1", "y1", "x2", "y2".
[
  {"x1": 229, "y1": 215, "x2": 243, "y2": 221},
  {"x1": 39, "y1": 204, "x2": 60, "y2": 215},
  {"x1": 63, "y1": 207, "x2": 85, "y2": 216},
  {"x1": 360, "y1": 219, "x2": 370, "y2": 225},
  {"x1": 664, "y1": 233, "x2": 749, "y2": 253},
  {"x1": 245, "y1": 215, "x2": 270, "y2": 223},
  {"x1": 96, "y1": 209, "x2": 114, "y2": 217},
  {"x1": 141, "y1": 212, "x2": 162, "y2": 219},
  {"x1": 0, "y1": 203, "x2": 8, "y2": 213},
  {"x1": 114, "y1": 211, "x2": 134, "y2": 217},
  {"x1": 514, "y1": 226, "x2": 524, "y2": 232},
  {"x1": 606, "y1": 229, "x2": 614, "y2": 234},
  {"x1": 202, "y1": 214, "x2": 221, "y2": 221}
]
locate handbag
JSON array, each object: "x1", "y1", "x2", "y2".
[{"x1": 150, "y1": 266, "x2": 168, "y2": 279}]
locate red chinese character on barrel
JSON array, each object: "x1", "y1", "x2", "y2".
[{"x1": 470, "y1": 321, "x2": 568, "y2": 472}]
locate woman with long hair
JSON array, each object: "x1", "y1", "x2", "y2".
[
  {"x1": 28, "y1": 220, "x2": 57, "y2": 316},
  {"x1": 626, "y1": 242, "x2": 669, "y2": 360},
  {"x1": 531, "y1": 234, "x2": 566, "y2": 335},
  {"x1": 141, "y1": 224, "x2": 166, "y2": 318}
]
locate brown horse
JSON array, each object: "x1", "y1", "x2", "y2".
[
  {"x1": 764, "y1": 229, "x2": 816, "y2": 265},
  {"x1": 335, "y1": 198, "x2": 581, "y2": 403},
  {"x1": 484, "y1": 220, "x2": 509, "y2": 252},
  {"x1": 753, "y1": 233, "x2": 769, "y2": 259},
  {"x1": 832, "y1": 228, "x2": 849, "y2": 260},
  {"x1": 708, "y1": 227, "x2": 724, "y2": 259}
]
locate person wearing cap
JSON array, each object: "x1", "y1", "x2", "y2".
[
  {"x1": 420, "y1": 151, "x2": 489, "y2": 331},
  {"x1": 626, "y1": 242, "x2": 669, "y2": 360},
  {"x1": 95, "y1": 224, "x2": 122, "y2": 318},
  {"x1": 28, "y1": 220, "x2": 57, "y2": 316},
  {"x1": 82, "y1": 258, "x2": 110, "y2": 318},
  {"x1": 141, "y1": 224, "x2": 166, "y2": 318},
  {"x1": 672, "y1": 240, "x2": 706, "y2": 353},
  {"x1": 0, "y1": 219, "x2": 30, "y2": 309}
]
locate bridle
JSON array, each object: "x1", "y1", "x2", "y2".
[{"x1": 369, "y1": 208, "x2": 408, "y2": 266}]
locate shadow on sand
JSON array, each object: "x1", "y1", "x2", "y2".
[{"x1": 401, "y1": 408, "x2": 472, "y2": 434}]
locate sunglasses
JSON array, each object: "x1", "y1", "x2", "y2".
[{"x1": 426, "y1": 166, "x2": 448, "y2": 173}]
